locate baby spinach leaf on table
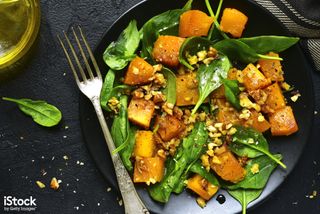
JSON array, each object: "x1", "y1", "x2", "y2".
[
  {"x1": 231, "y1": 126, "x2": 286, "y2": 168},
  {"x1": 239, "y1": 36, "x2": 299, "y2": 54},
  {"x1": 214, "y1": 39, "x2": 282, "y2": 64},
  {"x1": 222, "y1": 79, "x2": 241, "y2": 110},
  {"x1": 111, "y1": 95, "x2": 131, "y2": 170},
  {"x1": 148, "y1": 122, "x2": 208, "y2": 203},
  {"x1": 227, "y1": 154, "x2": 282, "y2": 190},
  {"x1": 161, "y1": 67, "x2": 176, "y2": 105},
  {"x1": 228, "y1": 188, "x2": 263, "y2": 214},
  {"x1": 140, "y1": 0, "x2": 193, "y2": 60},
  {"x1": 2, "y1": 97, "x2": 62, "y2": 127},
  {"x1": 179, "y1": 36, "x2": 215, "y2": 70},
  {"x1": 191, "y1": 53, "x2": 231, "y2": 115},
  {"x1": 103, "y1": 20, "x2": 140, "y2": 70}
]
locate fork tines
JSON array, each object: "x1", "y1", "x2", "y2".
[{"x1": 57, "y1": 26, "x2": 102, "y2": 84}]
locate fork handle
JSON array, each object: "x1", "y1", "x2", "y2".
[{"x1": 91, "y1": 97, "x2": 150, "y2": 214}]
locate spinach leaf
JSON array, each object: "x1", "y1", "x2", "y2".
[
  {"x1": 100, "y1": 70, "x2": 131, "y2": 112},
  {"x1": 229, "y1": 126, "x2": 267, "y2": 158},
  {"x1": 228, "y1": 188, "x2": 263, "y2": 214},
  {"x1": 2, "y1": 97, "x2": 62, "y2": 127},
  {"x1": 119, "y1": 126, "x2": 137, "y2": 171},
  {"x1": 100, "y1": 69, "x2": 115, "y2": 111},
  {"x1": 103, "y1": 20, "x2": 140, "y2": 70},
  {"x1": 161, "y1": 67, "x2": 176, "y2": 105},
  {"x1": 214, "y1": 39, "x2": 282, "y2": 64},
  {"x1": 111, "y1": 95, "x2": 131, "y2": 170},
  {"x1": 148, "y1": 122, "x2": 208, "y2": 203},
  {"x1": 179, "y1": 36, "x2": 215, "y2": 70},
  {"x1": 191, "y1": 53, "x2": 231, "y2": 115},
  {"x1": 239, "y1": 36, "x2": 299, "y2": 54},
  {"x1": 140, "y1": 0, "x2": 192, "y2": 60},
  {"x1": 190, "y1": 161, "x2": 220, "y2": 186},
  {"x1": 231, "y1": 126, "x2": 286, "y2": 168},
  {"x1": 206, "y1": 0, "x2": 228, "y2": 42},
  {"x1": 228, "y1": 154, "x2": 282, "y2": 190},
  {"x1": 222, "y1": 79, "x2": 241, "y2": 110}
]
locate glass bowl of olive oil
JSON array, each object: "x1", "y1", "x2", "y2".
[{"x1": 0, "y1": 0, "x2": 40, "y2": 80}]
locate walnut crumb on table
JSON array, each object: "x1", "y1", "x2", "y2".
[
  {"x1": 36, "y1": 181, "x2": 45, "y2": 189},
  {"x1": 50, "y1": 177, "x2": 60, "y2": 190}
]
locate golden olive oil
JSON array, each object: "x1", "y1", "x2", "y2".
[{"x1": 0, "y1": 0, "x2": 40, "y2": 80}]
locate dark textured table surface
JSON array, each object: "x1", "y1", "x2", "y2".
[{"x1": 0, "y1": 0, "x2": 319, "y2": 213}]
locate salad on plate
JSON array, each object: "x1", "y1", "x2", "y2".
[{"x1": 100, "y1": 0, "x2": 299, "y2": 213}]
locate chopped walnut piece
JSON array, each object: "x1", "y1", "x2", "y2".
[
  {"x1": 50, "y1": 177, "x2": 60, "y2": 190},
  {"x1": 36, "y1": 181, "x2": 45, "y2": 189}
]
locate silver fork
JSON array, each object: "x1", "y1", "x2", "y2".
[{"x1": 58, "y1": 27, "x2": 149, "y2": 214}]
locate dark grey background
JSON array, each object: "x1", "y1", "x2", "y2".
[{"x1": 0, "y1": 0, "x2": 319, "y2": 213}]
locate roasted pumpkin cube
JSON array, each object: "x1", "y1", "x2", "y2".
[
  {"x1": 215, "y1": 99, "x2": 241, "y2": 125},
  {"x1": 156, "y1": 115, "x2": 185, "y2": 142},
  {"x1": 269, "y1": 106, "x2": 298, "y2": 136},
  {"x1": 187, "y1": 174, "x2": 219, "y2": 200},
  {"x1": 152, "y1": 35, "x2": 185, "y2": 67},
  {"x1": 176, "y1": 72, "x2": 200, "y2": 106},
  {"x1": 258, "y1": 52, "x2": 284, "y2": 82},
  {"x1": 220, "y1": 8, "x2": 248, "y2": 38},
  {"x1": 134, "y1": 131, "x2": 155, "y2": 158},
  {"x1": 128, "y1": 98, "x2": 155, "y2": 129},
  {"x1": 242, "y1": 110, "x2": 270, "y2": 133},
  {"x1": 133, "y1": 156, "x2": 165, "y2": 184},
  {"x1": 211, "y1": 85, "x2": 225, "y2": 99},
  {"x1": 210, "y1": 145, "x2": 246, "y2": 183},
  {"x1": 179, "y1": 10, "x2": 214, "y2": 37},
  {"x1": 242, "y1": 63, "x2": 271, "y2": 91},
  {"x1": 262, "y1": 83, "x2": 286, "y2": 113},
  {"x1": 124, "y1": 56, "x2": 154, "y2": 85}
]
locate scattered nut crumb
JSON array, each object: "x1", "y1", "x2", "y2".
[
  {"x1": 63, "y1": 155, "x2": 69, "y2": 160},
  {"x1": 118, "y1": 199, "x2": 123, "y2": 206},
  {"x1": 50, "y1": 177, "x2": 60, "y2": 190},
  {"x1": 107, "y1": 187, "x2": 112, "y2": 192},
  {"x1": 290, "y1": 93, "x2": 301, "y2": 102},
  {"x1": 196, "y1": 197, "x2": 206, "y2": 208},
  {"x1": 36, "y1": 181, "x2": 45, "y2": 189}
]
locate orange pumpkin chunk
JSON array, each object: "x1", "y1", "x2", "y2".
[
  {"x1": 242, "y1": 110, "x2": 270, "y2": 133},
  {"x1": 215, "y1": 99, "x2": 241, "y2": 125},
  {"x1": 258, "y1": 52, "x2": 284, "y2": 82},
  {"x1": 152, "y1": 35, "x2": 185, "y2": 67},
  {"x1": 124, "y1": 56, "x2": 154, "y2": 85},
  {"x1": 242, "y1": 63, "x2": 271, "y2": 91},
  {"x1": 269, "y1": 106, "x2": 298, "y2": 136},
  {"x1": 156, "y1": 115, "x2": 185, "y2": 142},
  {"x1": 134, "y1": 131, "x2": 155, "y2": 158},
  {"x1": 133, "y1": 156, "x2": 165, "y2": 184},
  {"x1": 262, "y1": 83, "x2": 286, "y2": 114},
  {"x1": 187, "y1": 174, "x2": 219, "y2": 200},
  {"x1": 179, "y1": 10, "x2": 214, "y2": 38},
  {"x1": 220, "y1": 8, "x2": 248, "y2": 38},
  {"x1": 176, "y1": 72, "x2": 200, "y2": 106},
  {"x1": 210, "y1": 145, "x2": 246, "y2": 183},
  {"x1": 128, "y1": 98, "x2": 155, "y2": 129}
]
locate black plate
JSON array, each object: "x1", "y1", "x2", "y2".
[{"x1": 79, "y1": 0, "x2": 314, "y2": 213}]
